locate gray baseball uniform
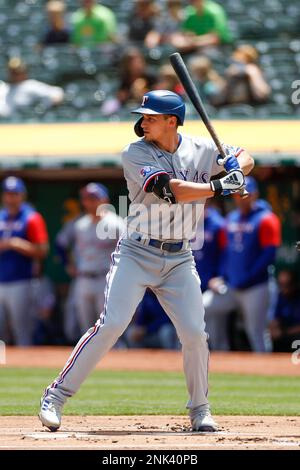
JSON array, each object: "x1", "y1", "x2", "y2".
[
  {"x1": 57, "y1": 211, "x2": 125, "y2": 334},
  {"x1": 42, "y1": 134, "x2": 240, "y2": 413}
]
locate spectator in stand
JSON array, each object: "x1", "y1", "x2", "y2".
[
  {"x1": 213, "y1": 45, "x2": 271, "y2": 106},
  {"x1": 148, "y1": 0, "x2": 184, "y2": 48},
  {"x1": 203, "y1": 176, "x2": 281, "y2": 352},
  {"x1": 118, "y1": 48, "x2": 157, "y2": 106},
  {"x1": 0, "y1": 177, "x2": 49, "y2": 346},
  {"x1": 101, "y1": 48, "x2": 156, "y2": 116},
  {"x1": 171, "y1": 0, "x2": 232, "y2": 53},
  {"x1": 269, "y1": 270, "x2": 300, "y2": 352},
  {"x1": 41, "y1": 0, "x2": 70, "y2": 46},
  {"x1": 0, "y1": 58, "x2": 64, "y2": 118},
  {"x1": 126, "y1": 288, "x2": 180, "y2": 349},
  {"x1": 71, "y1": 0, "x2": 117, "y2": 47},
  {"x1": 192, "y1": 205, "x2": 228, "y2": 350},
  {"x1": 128, "y1": 0, "x2": 162, "y2": 49},
  {"x1": 153, "y1": 64, "x2": 185, "y2": 96},
  {"x1": 190, "y1": 55, "x2": 225, "y2": 106},
  {"x1": 55, "y1": 183, "x2": 125, "y2": 335}
]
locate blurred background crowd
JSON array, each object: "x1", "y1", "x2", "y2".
[
  {"x1": 0, "y1": 0, "x2": 299, "y2": 352},
  {"x1": 0, "y1": 0, "x2": 299, "y2": 122}
]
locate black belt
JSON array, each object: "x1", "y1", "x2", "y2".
[
  {"x1": 148, "y1": 239, "x2": 184, "y2": 253},
  {"x1": 129, "y1": 233, "x2": 189, "y2": 252}
]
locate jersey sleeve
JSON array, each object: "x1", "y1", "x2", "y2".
[
  {"x1": 26, "y1": 212, "x2": 49, "y2": 244},
  {"x1": 258, "y1": 212, "x2": 281, "y2": 248},
  {"x1": 122, "y1": 142, "x2": 169, "y2": 192}
]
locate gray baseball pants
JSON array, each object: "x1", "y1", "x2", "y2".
[
  {"x1": 43, "y1": 238, "x2": 210, "y2": 411},
  {"x1": 75, "y1": 276, "x2": 107, "y2": 334},
  {"x1": 203, "y1": 282, "x2": 270, "y2": 352},
  {"x1": 0, "y1": 280, "x2": 35, "y2": 346}
]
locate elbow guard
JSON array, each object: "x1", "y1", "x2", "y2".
[{"x1": 145, "y1": 173, "x2": 176, "y2": 204}]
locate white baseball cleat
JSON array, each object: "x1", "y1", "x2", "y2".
[
  {"x1": 39, "y1": 398, "x2": 62, "y2": 432},
  {"x1": 191, "y1": 410, "x2": 218, "y2": 432}
]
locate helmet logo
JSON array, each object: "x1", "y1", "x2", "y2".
[{"x1": 141, "y1": 95, "x2": 149, "y2": 107}]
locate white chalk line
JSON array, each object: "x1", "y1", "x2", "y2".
[{"x1": 21, "y1": 430, "x2": 300, "y2": 448}]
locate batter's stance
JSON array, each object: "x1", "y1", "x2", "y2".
[{"x1": 39, "y1": 90, "x2": 254, "y2": 432}]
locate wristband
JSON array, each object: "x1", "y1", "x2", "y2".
[{"x1": 210, "y1": 179, "x2": 223, "y2": 195}]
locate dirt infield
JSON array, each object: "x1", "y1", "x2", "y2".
[
  {"x1": 1, "y1": 347, "x2": 300, "y2": 450},
  {"x1": 4, "y1": 347, "x2": 300, "y2": 376},
  {"x1": 1, "y1": 416, "x2": 300, "y2": 450}
]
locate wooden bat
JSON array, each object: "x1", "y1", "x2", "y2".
[{"x1": 169, "y1": 52, "x2": 248, "y2": 197}]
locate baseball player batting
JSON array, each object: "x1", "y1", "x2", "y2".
[{"x1": 39, "y1": 90, "x2": 254, "y2": 432}]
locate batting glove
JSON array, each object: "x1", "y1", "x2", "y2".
[
  {"x1": 210, "y1": 170, "x2": 245, "y2": 195},
  {"x1": 217, "y1": 153, "x2": 240, "y2": 172}
]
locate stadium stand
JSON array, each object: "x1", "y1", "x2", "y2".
[{"x1": 0, "y1": 0, "x2": 299, "y2": 122}]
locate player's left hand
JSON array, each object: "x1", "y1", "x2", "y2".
[
  {"x1": 217, "y1": 153, "x2": 240, "y2": 172},
  {"x1": 210, "y1": 169, "x2": 245, "y2": 195}
]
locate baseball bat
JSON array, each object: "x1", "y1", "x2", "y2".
[{"x1": 169, "y1": 52, "x2": 248, "y2": 198}]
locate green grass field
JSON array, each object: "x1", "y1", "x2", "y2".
[{"x1": 1, "y1": 368, "x2": 300, "y2": 416}]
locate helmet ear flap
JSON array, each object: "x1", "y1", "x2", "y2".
[{"x1": 134, "y1": 117, "x2": 144, "y2": 137}]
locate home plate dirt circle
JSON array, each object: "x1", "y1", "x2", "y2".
[{"x1": 1, "y1": 416, "x2": 300, "y2": 450}]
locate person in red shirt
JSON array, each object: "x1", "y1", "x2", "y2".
[{"x1": 0, "y1": 177, "x2": 49, "y2": 345}]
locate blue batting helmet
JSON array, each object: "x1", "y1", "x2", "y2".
[{"x1": 132, "y1": 90, "x2": 186, "y2": 137}]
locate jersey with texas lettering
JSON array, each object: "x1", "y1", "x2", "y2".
[
  {"x1": 122, "y1": 135, "x2": 242, "y2": 240},
  {"x1": 224, "y1": 199, "x2": 281, "y2": 288}
]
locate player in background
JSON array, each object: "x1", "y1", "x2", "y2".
[
  {"x1": 55, "y1": 214, "x2": 81, "y2": 345},
  {"x1": 192, "y1": 203, "x2": 227, "y2": 294},
  {"x1": 268, "y1": 269, "x2": 300, "y2": 352},
  {"x1": 55, "y1": 183, "x2": 125, "y2": 335},
  {"x1": 192, "y1": 203, "x2": 229, "y2": 350},
  {"x1": 203, "y1": 177, "x2": 281, "y2": 352},
  {"x1": 0, "y1": 177, "x2": 49, "y2": 345},
  {"x1": 39, "y1": 90, "x2": 253, "y2": 433}
]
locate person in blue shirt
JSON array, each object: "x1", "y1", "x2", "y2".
[
  {"x1": 0, "y1": 177, "x2": 49, "y2": 345},
  {"x1": 192, "y1": 204, "x2": 230, "y2": 350},
  {"x1": 193, "y1": 204, "x2": 226, "y2": 293},
  {"x1": 203, "y1": 177, "x2": 281, "y2": 352},
  {"x1": 268, "y1": 269, "x2": 300, "y2": 352}
]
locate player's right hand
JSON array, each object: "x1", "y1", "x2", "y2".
[
  {"x1": 210, "y1": 169, "x2": 245, "y2": 195},
  {"x1": 217, "y1": 153, "x2": 240, "y2": 172}
]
